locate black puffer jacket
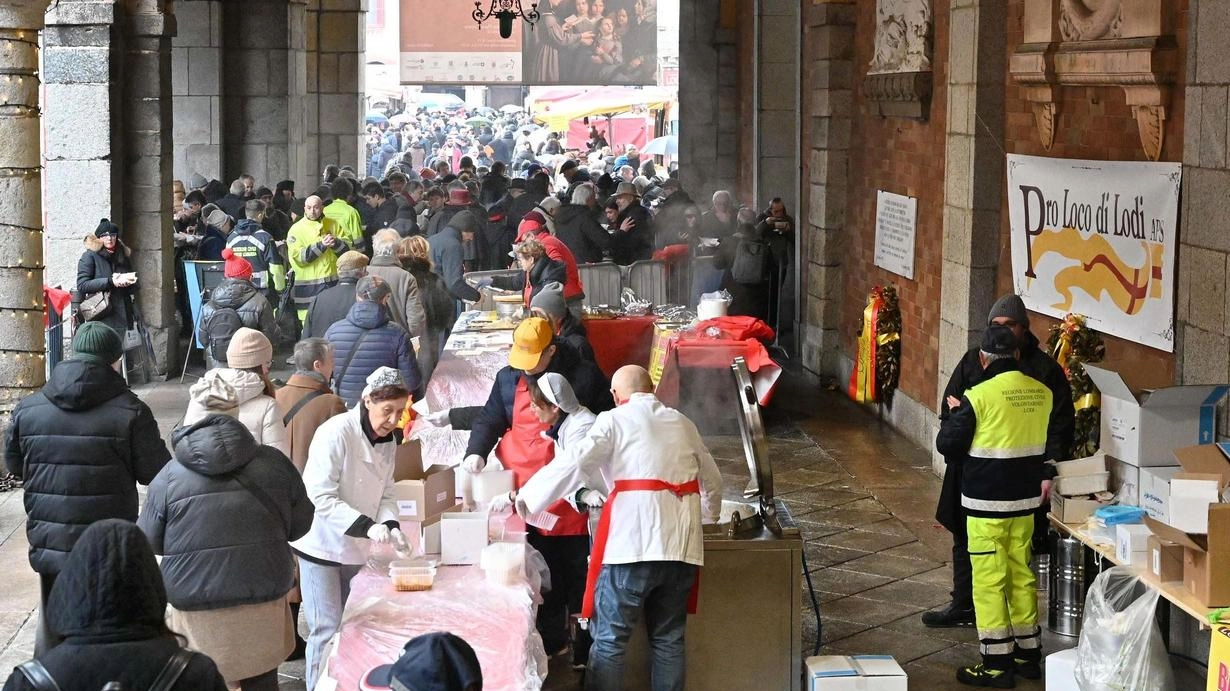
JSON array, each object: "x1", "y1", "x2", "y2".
[
  {"x1": 4, "y1": 359, "x2": 170, "y2": 575},
  {"x1": 554, "y1": 203, "x2": 609, "y2": 264},
  {"x1": 0, "y1": 520, "x2": 227, "y2": 691},
  {"x1": 198, "y1": 277, "x2": 278, "y2": 342},
  {"x1": 76, "y1": 234, "x2": 137, "y2": 333},
  {"x1": 138, "y1": 415, "x2": 313, "y2": 611}
]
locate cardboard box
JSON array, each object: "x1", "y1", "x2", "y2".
[
  {"x1": 1139, "y1": 466, "x2": 1182, "y2": 522},
  {"x1": 1054, "y1": 452, "x2": 1107, "y2": 477},
  {"x1": 1051, "y1": 491, "x2": 1106, "y2": 523},
  {"x1": 1083, "y1": 364, "x2": 1226, "y2": 467},
  {"x1": 1045, "y1": 649, "x2": 1080, "y2": 691},
  {"x1": 806, "y1": 655, "x2": 907, "y2": 691},
  {"x1": 1148, "y1": 534, "x2": 1184, "y2": 582},
  {"x1": 471, "y1": 469, "x2": 515, "y2": 504},
  {"x1": 393, "y1": 464, "x2": 457, "y2": 521},
  {"x1": 1145, "y1": 504, "x2": 1230, "y2": 607},
  {"x1": 1207, "y1": 624, "x2": 1230, "y2": 691},
  {"x1": 440, "y1": 511, "x2": 489, "y2": 565},
  {"x1": 1108, "y1": 456, "x2": 1141, "y2": 505},
  {"x1": 1167, "y1": 445, "x2": 1230, "y2": 534},
  {"x1": 393, "y1": 439, "x2": 425, "y2": 482},
  {"x1": 419, "y1": 505, "x2": 463, "y2": 555},
  {"x1": 1115, "y1": 523, "x2": 1151, "y2": 565}
]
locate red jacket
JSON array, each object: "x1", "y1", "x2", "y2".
[{"x1": 539, "y1": 234, "x2": 584, "y2": 300}]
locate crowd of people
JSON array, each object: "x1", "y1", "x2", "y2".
[{"x1": 11, "y1": 106, "x2": 774, "y2": 691}]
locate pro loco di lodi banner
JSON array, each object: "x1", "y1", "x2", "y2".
[{"x1": 1006, "y1": 154, "x2": 1181, "y2": 352}]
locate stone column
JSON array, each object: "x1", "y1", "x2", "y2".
[
  {"x1": 305, "y1": 0, "x2": 364, "y2": 176},
  {"x1": 799, "y1": 0, "x2": 855, "y2": 377},
  {"x1": 1177, "y1": 0, "x2": 1230, "y2": 386},
  {"x1": 221, "y1": 0, "x2": 296, "y2": 184},
  {"x1": 935, "y1": 0, "x2": 1006, "y2": 473},
  {"x1": 678, "y1": 0, "x2": 739, "y2": 202},
  {"x1": 171, "y1": 0, "x2": 223, "y2": 183},
  {"x1": 43, "y1": 0, "x2": 121, "y2": 294},
  {"x1": 0, "y1": 0, "x2": 49, "y2": 413},
  {"x1": 122, "y1": 0, "x2": 176, "y2": 373},
  {"x1": 754, "y1": 0, "x2": 800, "y2": 211}
]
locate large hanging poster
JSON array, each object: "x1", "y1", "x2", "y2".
[
  {"x1": 1007, "y1": 154, "x2": 1181, "y2": 352},
  {"x1": 399, "y1": 0, "x2": 659, "y2": 85}
]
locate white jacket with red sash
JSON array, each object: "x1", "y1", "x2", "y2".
[{"x1": 518, "y1": 392, "x2": 722, "y2": 566}]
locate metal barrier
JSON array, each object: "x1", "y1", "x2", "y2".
[
  {"x1": 627, "y1": 260, "x2": 669, "y2": 306},
  {"x1": 461, "y1": 269, "x2": 521, "y2": 310},
  {"x1": 577, "y1": 262, "x2": 622, "y2": 308}
]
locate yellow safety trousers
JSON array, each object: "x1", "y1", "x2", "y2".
[{"x1": 968, "y1": 514, "x2": 1041, "y2": 660}]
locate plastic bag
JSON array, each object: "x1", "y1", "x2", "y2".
[{"x1": 1075, "y1": 566, "x2": 1175, "y2": 691}]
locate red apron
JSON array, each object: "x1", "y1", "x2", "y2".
[
  {"x1": 495, "y1": 380, "x2": 588, "y2": 536},
  {"x1": 580, "y1": 478, "x2": 702, "y2": 618}
]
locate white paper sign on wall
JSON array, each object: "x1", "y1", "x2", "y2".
[{"x1": 874, "y1": 190, "x2": 918, "y2": 280}]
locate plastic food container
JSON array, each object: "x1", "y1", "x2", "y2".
[
  {"x1": 480, "y1": 543, "x2": 525, "y2": 587},
  {"x1": 389, "y1": 559, "x2": 437, "y2": 592}
]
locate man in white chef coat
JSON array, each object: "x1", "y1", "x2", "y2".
[{"x1": 516, "y1": 365, "x2": 722, "y2": 691}]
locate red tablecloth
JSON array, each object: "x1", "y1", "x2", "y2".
[
  {"x1": 584, "y1": 315, "x2": 657, "y2": 379},
  {"x1": 655, "y1": 335, "x2": 781, "y2": 408}
]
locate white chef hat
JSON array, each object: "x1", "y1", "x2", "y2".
[
  {"x1": 536, "y1": 372, "x2": 582, "y2": 414},
  {"x1": 361, "y1": 366, "x2": 405, "y2": 400}
]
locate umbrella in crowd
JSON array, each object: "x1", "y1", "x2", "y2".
[
  {"x1": 365, "y1": 110, "x2": 389, "y2": 125},
  {"x1": 499, "y1": 104, "x2": 525, "y2": 113},
  {"x1": 466, "y1": 115, "x2": 493, "y2": 128},
  {"x1": 389, "y1": 112, "x2": 416, "y2": 126},
  {"x1": 641, "y1": 134, "x2": 678, "y2": 156}
]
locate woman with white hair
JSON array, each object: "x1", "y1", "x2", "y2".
[{"x1": 291, "y1": 366, "x2": 412, "y2": 691}]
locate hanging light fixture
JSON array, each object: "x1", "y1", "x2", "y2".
[{"x1": 473, "y1": 1, "x2": 540, "y2": 39}]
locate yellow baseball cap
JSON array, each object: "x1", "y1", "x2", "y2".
[{"x1": 509, "y1": 317, "x2": 554, "y2": 371}]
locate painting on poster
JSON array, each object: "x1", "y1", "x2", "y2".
[{"x1": 1006, "y1": 154, "x2": 1181, "y2": 352}]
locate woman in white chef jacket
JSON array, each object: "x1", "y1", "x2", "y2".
[
  {"x1": 500, "y1": 372, "x2": 606, "y2": 671},
  {"x1": 291, "y1": 367, "x2": 410, "y2": 691}
]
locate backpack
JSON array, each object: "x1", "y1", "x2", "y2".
[
  {"x1": 17, "y1": 648, "x2": 195, "y2": 691},
  {"x1": 730, "y1": 233, "x2": 769, "y2": 285},
  {"x1": 203, "y1": 306, "x2": 245, "y2": 363}
]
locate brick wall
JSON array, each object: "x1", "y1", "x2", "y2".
[
  {"x1": 839, "y1": 0, "x2": 949, "y2": 413},
  {"x1": 997, "y1": 0, "x2": 1187, "y2": 379}
]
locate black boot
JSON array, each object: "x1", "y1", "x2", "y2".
[
  {"x1": 1012, "y1": 645, "x2": 1042, "y2": 679},
  {"x1": 956, "y1": 663, "x2": 1015, "y2": 688},
  {"x1": 287, "y1": 601, "x2": 307, "y2": 661},
  {"x1": 922, "y1": 600, "x2": 975, "y2": 628}
]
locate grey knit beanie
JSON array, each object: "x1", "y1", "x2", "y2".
[{"x1": 987, "y1": 294, "x2": 1028, "y2": 327}]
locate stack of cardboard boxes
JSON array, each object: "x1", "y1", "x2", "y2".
[
  {"x1": 1081, "y1": 364, "x2": 1230, "y2": 608},
  {"x1": 390, "y1": 440, "x2": 461, "y2": 555},
  {"x1": 1050, "y1": 451, "x2": 1113, "y2": 523}
]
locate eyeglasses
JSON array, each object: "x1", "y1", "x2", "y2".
[{"x1": 684, "y1": 214, "x2": 698, "y2": 220}]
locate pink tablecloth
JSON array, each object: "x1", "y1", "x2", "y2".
[{"x1": 324, "y1": 562, "x2": 546, "y2": 691}]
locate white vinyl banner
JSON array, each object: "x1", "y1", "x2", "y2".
[{"x1": 1007, "y1": 154, "x2": 1181, "y2": 352}]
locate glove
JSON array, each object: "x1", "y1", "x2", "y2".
[
  {"x1": 390, "y1": 528, "x2": 410, "y2": 554},
  {"x1": 488, "y1": 491, "x2": 514, "y2": 513},
  {"x1": 461, "y1": 454, "x2": 487, "y2": 473},
  {"x1": 366, "y1": 524, "x2": 391, "y2": 544},
  {"x1": 514, "y1": 496, "x2": 531, "y2": 520},
  {"x1": 578, "y1": 489, "x2": 606, "y2": 509},
  {"x1": 421, "y1": 410, "x2": 451, "y2": 427}
]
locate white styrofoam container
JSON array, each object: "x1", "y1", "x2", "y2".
[
  {"x1": 1054, "y1": 472, "x2": 1110, "y2": 497},
  {"x1": 1054, "y1": 452, "x2": 1107, "y2": 477},
  {"x1": 806, "y1": 655, "x2": 907, "y2": 691},
  {"x1": 1045, "y1": 649, "x2": 1080, "y2": 691}
]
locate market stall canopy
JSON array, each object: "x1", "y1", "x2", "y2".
[{"x1": 531, "y1": 86, "x2": 675, "y2": 131}]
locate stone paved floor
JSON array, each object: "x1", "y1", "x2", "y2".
[{"x1": 0, "y1": 359, "x2": 1205, "y2": 689}]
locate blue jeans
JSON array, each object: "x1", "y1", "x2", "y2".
[
  {"x1": 298, "y1": 559, "x2": 361, "y2": 691},
  {"x1": 587, "y1": 561, "x2": 698, "y2": 691}
]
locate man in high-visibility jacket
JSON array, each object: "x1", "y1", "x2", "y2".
[
  {"x1": 324, "y1": 177, "x2": 365, "y2": 254},
  {"x1": 936, "y1": 325, "x2": 1052, "y2": 689},
  {"x1": 287, "y1": 195, "x2": 349, "y2": 322}
]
